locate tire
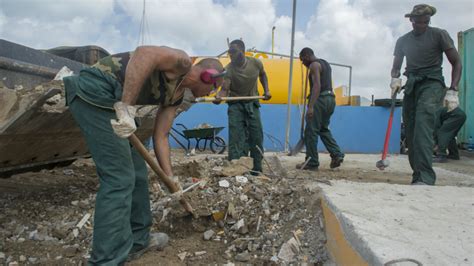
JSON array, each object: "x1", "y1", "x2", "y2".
[{"x1": 210, "y1": 136, "x2": 226, "y2": 154}]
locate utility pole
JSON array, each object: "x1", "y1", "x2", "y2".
[{"x1": 284, "y1": 0, "x2": 297, "y2": 152}]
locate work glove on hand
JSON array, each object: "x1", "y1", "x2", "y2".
[
  {"x1": 444, "y1": 89, "x2": 459, "y2": 112},
  {"x1": 110, "y1": 101, "x2": 137, "y2": 138},
  {"x1": 390, "y1": 78, "x2": 402, "y2": 97}
]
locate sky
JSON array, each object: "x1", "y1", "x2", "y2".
[{"x1": 0, "y1": 0, "x2": 473, "y2": 100}]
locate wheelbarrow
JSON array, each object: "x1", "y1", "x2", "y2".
[{"x1": 169, "y1": 123, "x2": 226, "y2": 154}]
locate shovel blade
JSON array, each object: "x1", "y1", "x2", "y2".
[{"x1": 288, "y1": 139, "x2": 305, "y2": 156}]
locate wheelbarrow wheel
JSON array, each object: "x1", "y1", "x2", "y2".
[{"x1": 210, "y1": 136, "x2": 226, "y2": 154}]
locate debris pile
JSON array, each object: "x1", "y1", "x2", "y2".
[{"x1": 0, "y1": 152, "x2": 329, "y2": 265}]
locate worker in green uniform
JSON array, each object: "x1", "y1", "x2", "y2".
[
  {"x1": 63, "y1": 46, "x2": 224, "y2": 265},
  {"x1": 433, "y1": 106, "x2": 466, "y2": 162},
  {"x1": 214, "y1": 39, "x2": 271, "y2": 175},
  {"x1": 390, "y1": 4, "x2": 462, "y2": 185},
  {"x1": 297, "y1": 47, "x2": 344, "y2": 171}
]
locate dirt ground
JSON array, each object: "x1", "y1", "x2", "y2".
[{"x1": 1, "y1": 150, "x2": 473, "y2": 265}]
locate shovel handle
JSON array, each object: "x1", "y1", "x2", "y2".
[
  {"x1": 128, "y1": 134, "x2": 195, "y2": 216},
  {"x1": 381, "y1": 93, "x2": 397, "y2": 160},
  {"x1": 194, "y1": 96, "x2": 265, "y2": 103}
]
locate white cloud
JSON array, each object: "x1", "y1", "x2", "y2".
[
  {"x1": 1, "y1": 0, "x2": 114, "y2": 21},
  {"x1": 283, "y1": 0, "x2": 473, "y2": 100},
  {"x1": 1, "y1": 0, "x2": 472, "y2": 100},
  {"x1": 304, "y1": 0, "x2": 396, "y2": 99},
  {"x1": 0, "y1": 0, "x2": 117, "y2": 49},
  {"x1": 116, "y1": 0, "x2": 276, "y2": 55}
]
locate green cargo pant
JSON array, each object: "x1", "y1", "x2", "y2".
[
  {"x1": 403, "y1": 79, "x2": 445, "y2": 185},
  {"x1": 304, "y1": 94, "x2": 344, "y2": 167},
  {"x1": 228, "y1": 101, "x2": 263, "y2": 173},
  {"x1": 435, "y1": 107, "x2": 466, "y2": 158},
  {"x1": 69, "y1": 97, "x2": 152, "y2": 266}
]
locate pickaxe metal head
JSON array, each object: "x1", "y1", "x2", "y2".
[{"x1": 376, "y1": 159, "x2": 390, "y2": 170}]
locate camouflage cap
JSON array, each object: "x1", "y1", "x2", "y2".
[{"x1": 405, "y1": 4, "x2": 437, "y2": 17}]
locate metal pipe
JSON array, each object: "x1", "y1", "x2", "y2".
[
  {"x1": 0, "y1": 56, "x2": 57, "y2": 78},
  {"x1": 272, "y1": 26, "x2": 276, "y2": 59},
  {"x1": 348, "y1": 66, "x2": 352, "y2": 105},
  {"x1": 284, "y1": 0, "x2": 297, "y2": 152}
]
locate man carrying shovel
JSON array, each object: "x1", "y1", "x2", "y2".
[
  {"x1": 296, "y1": 47, "x2": 344, "y2": 171},
  {"x1": 214, "y1": 39, "x2": 271, "y2": 175},
  {"x1": 63, "y1": 46, "x2": 224, "y2": 265}
]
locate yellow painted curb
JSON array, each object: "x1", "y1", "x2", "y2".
[{"x1": 321, "y1": 199, "x2": 368, "y2": 266}]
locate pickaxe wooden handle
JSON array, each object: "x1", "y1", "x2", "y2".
[
  {"x1": 194, "y1": 96, "x2": 265, "y2": 103},
  {"x1": 128, "y1": 134, "x2": 196, "y2": 217}
]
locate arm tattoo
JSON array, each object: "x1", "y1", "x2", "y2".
[{"x1": 176, "y1": 57, "x2": 192, "y2": 73}]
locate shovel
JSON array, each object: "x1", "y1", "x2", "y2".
[
  {"x1": 193, "y1": 96, "x2": 265, "y2": 103},
  {"x1": 376, "y1": 92, "x2": 397, "y2": 170},
  {"x1": 288, "y1": 68, "x2": 309, "y2": 156},
  {"x1": 128, "y1": 134, "x2": 196, "y2": 217}
]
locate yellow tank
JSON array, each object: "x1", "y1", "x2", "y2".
[{"x1": 196, "y1": 52, "x2": 358, "y2": 105}]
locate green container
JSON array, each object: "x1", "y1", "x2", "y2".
[{"x1": 458, "y1": 28, "x2": 474, "y2": 145}]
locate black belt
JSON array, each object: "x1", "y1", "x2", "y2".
[{"x1": 320, "y1": 90, "x2": 334, "y2": 96}]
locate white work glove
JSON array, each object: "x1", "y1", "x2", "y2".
[
  {"x1": 444, "y1": 89, "x2": 459, "y2": 112},
  {"x1": 110, "y1": 101, "x2": 137, "y2": 138},
  {"x1": 390, "y1": 78, "x2": 402, "y2": 97}
]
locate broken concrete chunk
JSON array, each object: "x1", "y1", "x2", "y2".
[
  {"x1": 234, "y1": 251, "x2": 250, "y2": 262},
  {"x1": 235, "y1": 175, "x2": 248, "y2": 184},
  {"x1": 76, "y1": 213, "x2": 91, "y2": 229},
  {"x1": 271, "y1": 212, "x2": 280, "y2": 221},
  {"x1": 177, "y1": 252, "x2": 187, "y2": 261},
  {"x1": 54, "y1": 66, "x2": 74, "y2": 80},
  {"x1": 63, "y1": 169, "x2": 74, "y2": 176},
  {"x1": 203, "y1": 230, "x2": 215, "y2": 241},
  {"x1": 219, "y1": 180, "x2": 230, "y2": 188},
  {"x1": 230, "y1": 219, "x2": 245, "y2": 231},
  {"x1": 227, "y1": 202, "x2": 237, "y2": 219},
  {"x1": 45, "y1": 94, "x2": 62, "y2": 105},
  {"x1": 194, "y1": 251, "x2": 207, "y2": 256},
  {"x1": 72, "y1": 228, "x2": 79, "y2": 238},
  {"x1": 277, "y1": 237, "x2": 301, "y2": 262},
  {"x1": 63, "y1": 246, "x2": 78, "y2": 258},
  {"x1": 238, "y1": 225, "x2": 249, "y2": 235}
]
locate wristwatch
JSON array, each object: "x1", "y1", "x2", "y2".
[{"x1": 449, "y1": 86, "x2": 458, "y2": 91}]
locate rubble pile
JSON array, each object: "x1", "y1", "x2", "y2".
[
  {"x1": 0, "y1": 153, "x2": 329, "y2": 265},
  {"x1": 150, "y1": 155, "x2": 327, "y2": 264}
]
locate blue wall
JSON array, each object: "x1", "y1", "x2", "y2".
[{"x1": 172, "y1": 104, "x2": 401, "y2": 154}]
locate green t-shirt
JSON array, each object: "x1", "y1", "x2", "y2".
[
  {"x1": 394, "y1": 27, "x2": 454, "y2": 72},
  {"x1": 225, "y1": 56, "x2": 264, "y2": 97}
]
